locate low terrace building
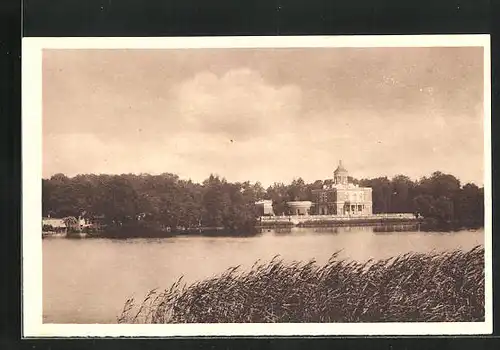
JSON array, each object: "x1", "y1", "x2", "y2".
[
  {"x1": 286, "y1": 201, "x2": 313, "y2": 215},
  {"x1": 255, "y1": 200, "x2": 274, "y2": 216}
]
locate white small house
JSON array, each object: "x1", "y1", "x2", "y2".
[
  {"x1": 255, "y1": 200, "x2": 274, "y2": 216},
  {"x1": 42, "y1": 217, "x2": 66, "y2": 228}
]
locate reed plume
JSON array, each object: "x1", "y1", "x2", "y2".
[{"x1": 118, "y1": 246, "x2": 484, "y2": 323}]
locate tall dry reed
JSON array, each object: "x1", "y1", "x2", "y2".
[{"x1": 117, "y1": 246, "x2": 484, "y2": 323}]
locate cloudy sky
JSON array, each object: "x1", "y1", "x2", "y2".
[{"x1": 42, "y1": 47, "x2": 484, "y2": 186}]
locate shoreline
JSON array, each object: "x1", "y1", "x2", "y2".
[{"x1": 259, "y1": 213, "x2": 420, "y2": 225}]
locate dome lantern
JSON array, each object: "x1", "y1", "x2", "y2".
[{"x1": 334, "y1": 160, "x2": 349, "y2": 185}]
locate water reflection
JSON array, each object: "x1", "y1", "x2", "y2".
[
  {"x1": 272, "y1": 228, "x2": 293, "y2": 234},
  {"x1": 372, "y1": 224, "x2": 420, "y2": 234},
  {"x1": 311, "y1": 227, "x2": 340, "y2": 234},
  {"x1": 262, "y1": 224, "x2": 422, "y2": 235}
]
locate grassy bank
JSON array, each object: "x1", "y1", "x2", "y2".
[
  {"x1": 419, "y1": 218, "x2": 484, "y2": 232},
  {"x1": 118, "y1": 246, "x2": 484, "y2": 323}
]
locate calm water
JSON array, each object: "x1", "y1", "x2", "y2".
[{"x1": 43, "y1": 225, "x2": 484, "y2": 323}]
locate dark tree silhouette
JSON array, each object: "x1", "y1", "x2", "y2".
[{"x1": 42, "y1": 169, "x2": 484, "y2": 236}]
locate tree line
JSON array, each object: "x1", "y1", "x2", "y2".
[
  {"x1": 43, "y1": 171, "x2": 484, "y2": 234},
  {"x1": 43, "y1": 173, "x2": 264, "y2": 235}
]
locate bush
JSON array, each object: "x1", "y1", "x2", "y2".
[{"x1": 118, "y1": 246, "x2": 484, "y2": 323}]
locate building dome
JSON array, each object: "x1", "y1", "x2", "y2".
[
  {"x1": 333, "y1": 160, "x2": 349, "y2": 185},
  {"x1": 334, "y1": 160, "x2": 348, "y2": 175}
]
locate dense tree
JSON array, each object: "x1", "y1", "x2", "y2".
[
  {"x1": 92, "y1": 176, "x2": 141, "y2": 224},
  {"x1": 251, "y1": 182, "x2": 266, "y2": 201},
  {"x1": 266, "y1": 183, "x2": 289, "y2": 216},
  {"x1": 62, "y1": 216, "x2": 79, "y2": 232},
  {"x1": 202, "y1": 175, "x2": 231, "y2": 227},
  {"x1": 413, "y1": 194, "x2": 436, "y2": 219},
  {"x1": 359, "y1": 177, "x2": 393, "y2": 214},
  {"x1": 288, "y1": 178, "x2": 308, "y2": 201},
  {"x1": 420, "y1": 171, "x2": 461, "y2": 198},
  {"x1": 433, "y1": 196, "x2": 455, "y2": 223},
  {"x1": 453, "y1": 183, "x2": 484, "y2": 227},
  {"x1": 391, "y1": 175, "x2": 414, "y2": 213}
]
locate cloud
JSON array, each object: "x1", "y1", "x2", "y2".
[
  {"x1": 168, "y1": 69, "x2": 302, "y2": 140},
  {"x1": 43, "y1": 68, "x2": 305, "y2": 181},
  {"x1": 42, "y1": 50, "x2": 484, "y2": 186}
]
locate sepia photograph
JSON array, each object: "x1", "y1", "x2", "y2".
[{"x1": 22, "y1": 35, "x2": 491, "y2": 336}]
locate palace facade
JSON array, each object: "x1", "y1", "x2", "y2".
[
  {"x1": 311, "y1": 161, "x2": 372, "y2": 216},
  {"x1": 255, "y1": 161, "x2": 373, "y2": 217}
]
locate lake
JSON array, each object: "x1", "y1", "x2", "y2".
[{"x1": 43, "y1": 225, "x2": 484, "y2": 323}]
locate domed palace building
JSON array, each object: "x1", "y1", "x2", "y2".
[{"x1": 311, "y1": 161, "x2": 372, "y2": 216}]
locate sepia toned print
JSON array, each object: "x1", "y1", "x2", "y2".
[{"x1": 23, "y1": 35, "x2": 491, "y2": 336}]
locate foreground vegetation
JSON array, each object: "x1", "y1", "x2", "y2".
[
  {"x1": 43, "y1": 170, "x2": 483, "y2": 236},
  {"x1": 118, "y1": 246, "x2": 484, "y2": 323}
]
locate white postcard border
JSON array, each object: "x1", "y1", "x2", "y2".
[{"x1": 22, "y1": 34, "x2": 492, "y2": 337}]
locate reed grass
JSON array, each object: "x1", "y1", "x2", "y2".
[{"x1": 117, "y1": 246, "x2": 484, "y2": 323}]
